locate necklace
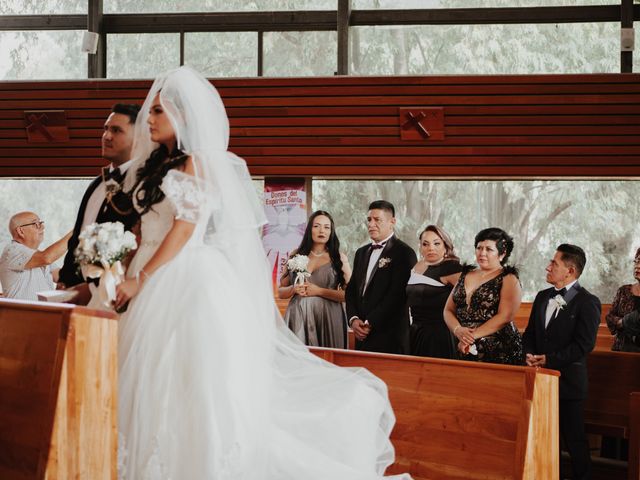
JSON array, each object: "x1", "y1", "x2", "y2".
[{"x1": 310, "y1": 250, "x2": 326, "y2": 257}]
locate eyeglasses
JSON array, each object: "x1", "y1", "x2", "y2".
[{"x1": 19, "y1": 220, "x2": 45, "y2": 230}]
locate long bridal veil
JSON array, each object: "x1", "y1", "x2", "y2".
[{"x1": 121, "y1": 66, "x2": 411, "y2": 479}]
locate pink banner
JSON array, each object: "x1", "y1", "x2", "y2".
[{"x1": 262, "y1": 178, "x2": 307, "y2": 288}]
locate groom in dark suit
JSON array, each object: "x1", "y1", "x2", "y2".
[
  {"x1": 523, "y1": 244, "x2": 601, "y2": 480},
  {"x1": 58, "y1": 104, "x2": 141, "y2": 288},
  {"x1": 345, "y1": 200, "x2": 416, "y2": 354}
]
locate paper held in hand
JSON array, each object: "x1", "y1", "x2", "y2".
[{"x1": 36, "y1": 289, "x2": 78, "y2": 303}]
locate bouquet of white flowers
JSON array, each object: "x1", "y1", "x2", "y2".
[
  {"x1": 287, "y1": 254, "x2": 311, "y2": 286},
  {"x1": 75, "y1": 221, "x2": 137, "y2": 310}
]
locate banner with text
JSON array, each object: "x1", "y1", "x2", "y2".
[{"x1": 262, "y1": 178, "x2": 307, "y2": 289}]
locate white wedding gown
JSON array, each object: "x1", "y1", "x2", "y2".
[{"x1": 117, "y1": 169, "x2": 412, "y2": 479}]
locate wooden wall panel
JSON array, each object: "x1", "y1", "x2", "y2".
[{"x1": 0, "y1": 74, "x2": 639, "y2": 177}]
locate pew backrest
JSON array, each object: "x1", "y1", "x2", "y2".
[{"x1": 311, "y1": 347, "x2": 559, "y2": 480}]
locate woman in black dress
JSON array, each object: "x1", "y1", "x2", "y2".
[
  {"x1": 406, "y1": 225, "x2": 462, "y2": 358},
  {"x1": 443, "y1": 227, "x2": 524, "y2": 365}
]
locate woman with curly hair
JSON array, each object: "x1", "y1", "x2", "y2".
[{"x1": 443, "y1": 227, "x2": 524, "y2": 365}]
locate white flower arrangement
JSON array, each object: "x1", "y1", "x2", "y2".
[
  {"x1": 550, "y1": 294, "x2": 567, "y2": 319},
  {"x1": 378, "y1": 257, "x2": 392, "y2": 269},
  {"x1": 287, "y1": 254, "x2": 311, "y2": 286},
  {"x1": 104, "y1": 178, "x2": 122, "y2": 197},
  {"x1": 74, "y1": 221, "x2": 137, "y2": 311},
  {"x1": 75, "y1": 221, "x2": 137, "y2": 268}
]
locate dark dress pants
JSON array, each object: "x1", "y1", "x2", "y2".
[{"x1": 560, "y1": 399, "x2": 591, "y2": 480}]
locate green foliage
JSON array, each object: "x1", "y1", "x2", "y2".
[{"x1": 313, "y1": 179, "x2": 640, "y2": 302}]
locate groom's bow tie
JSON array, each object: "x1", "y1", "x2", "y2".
[
  {"x1": 370, "y1": 242, "x2": 386, "y2": 250},
  {"x1": 552, "y1": 287, "x2": 567, "y2": 297},
  {"x1": 103, "y1": 167, "x2": 124, "y2": 183}
]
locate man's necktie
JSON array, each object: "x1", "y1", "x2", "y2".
[
  {"x1": 553, "y1": 287, "x2": 567, "y2": 297},
  {"x1": 370, "y1": 242, "x2": 386, "y2": 251}
]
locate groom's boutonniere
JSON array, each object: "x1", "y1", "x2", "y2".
[
  {"x1": 104, "y1": 178, "x2": 122, "y2": 197},
  {"x1": 378, "y1": 257, "x2": 391, "y2": 268},
  {"x1": 550, "y1": 294, "x2": 567, "y2": 318}
]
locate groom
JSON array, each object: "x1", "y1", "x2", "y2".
[
  {"x1": 345, "y1": 200, "x2": 416, "y2": 354},
  {"x1": 58, "y1": 103, "x2": 141, "y2": 288},
  {"x1": 523, "y1": 244, "x2": 600, "y2": 480}
]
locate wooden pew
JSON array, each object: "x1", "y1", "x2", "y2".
[
  {"x1": 311, "y1": 347, "x2": 559, "y2": 480},
  {"x1": 0, "y1": 299, "x2": 117, "y2": 480},
  {"x1": 630, "y1": 393, "x2": 640, "y2": 480},
  {"x1": 584, "y1": 350, "x2": 640, "y2": 480}
]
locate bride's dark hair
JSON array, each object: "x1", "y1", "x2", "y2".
[
  {"x1": 133, "y1": 143, "x2": 188, "y2": 215},
  {"x1": 294, "y1": 210, "x2": 345, "y2": 288}
]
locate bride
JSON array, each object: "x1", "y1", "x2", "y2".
[{"x1": 114, "y1": 66, "x2": 411, "y2": 480}]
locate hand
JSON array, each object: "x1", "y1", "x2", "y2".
[
  {"x1": 526, "y1": 353, "x2": 546, "y2": 367},
  {"x1": 56, "y1": 282, "x2": 66, "y2": 290},
  {"x1": 293, "y1": 283, "x2": 307, "y2": 296},
  {"x1": 351, "y1": 318, "x2": 371, "y2": 341},
  {"x1": 304, "y1": 281, "x2": 322, "y2": 297},
  {"x1": 115, "y1": 278, "x2": 140, "y2": 311},
  {"x1": 454, "y1": 325, "x2": 476, "y2": 346}
]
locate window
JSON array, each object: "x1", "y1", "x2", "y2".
[
  {"x1": 351, "y1": 22, "x2": 618, "y2": 75},
  {"x1": 264, "y1": 31, "x2": 337, "y2": 77},
  {"x1": 0, "y1": 178, "x2": 92, "y2": 268},
  {"x1": 185, "y1": 32, "x2": 258, "y2": 77},
  {"x1": 0, "y1": 31, "x2": 88, "y2": 80},
  {"x1": 0, "y1": 0, "x2": 86, "y2": 14},
  {"x1": 107, "y1": 33, "x2": 180, "y2": 79},
  {"x1": 104, "y1": 0, "x2": 336, "y2": 14},
  {"x1": 312, "y1": 179, "x2": 640, "y2": 302}
]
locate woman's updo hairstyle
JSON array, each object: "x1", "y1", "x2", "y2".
[{"x1": 474, "y1": 227, "x2": 514, "y2": 266}]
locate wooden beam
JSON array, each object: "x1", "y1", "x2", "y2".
[
  {"x1": 101, "y1": 11, "x2": 337, "y2": 34},
  {"x1": 351, "y1": 6, "x2": 634, "y2": 26},
  {"x1": 87, "y1": 0, "x2": 105, "y2": 78},
  {"x1": 622, "y1": 0, "x2": 634, "y2": 73},
  {"x1": 0, "y1": 15, "x2": 86, "y2": 31},
  {"x1": 337, "y1": 0, "x2": 351, "y2": 75}
]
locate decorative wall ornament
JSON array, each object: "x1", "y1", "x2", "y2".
[
  {"x1": 24, "y1": 110, "x2": 69, "y2": 143},
  {"x1": 399, "y1": 107, "x2": 444, "y2": 141}
]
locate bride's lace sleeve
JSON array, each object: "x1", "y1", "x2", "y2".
[{"x1": 160, "y1": 169, "x2": 216, "y2": 224}]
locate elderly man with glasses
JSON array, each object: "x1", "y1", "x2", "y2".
[{"x1": 0, "y1": 211, "x2": 71, "y2": 300}]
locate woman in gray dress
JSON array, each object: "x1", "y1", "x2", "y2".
[{"x1": 279, "y1": 210, "x2": 352, "y2": 348}]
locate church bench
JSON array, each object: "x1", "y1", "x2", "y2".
[
  {"x1": 310, "y1": 347, "x2": 559, "y2": 480},
  {"x1": 629, "y1": 393, "x2": 640, "y2": 480},
  {"x1": 584, "y1": 350, "x2": 640, "y2": 439},
  {"x1": 0, "y1": 299, "x2": 117, "y2": 480},
  {"x1": 584, "y1": 351, "x2": 640, "y2": 480}
]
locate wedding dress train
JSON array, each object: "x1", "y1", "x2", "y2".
[{"x1": 117, "y1": 66, "x2": 412, "y2": 480}]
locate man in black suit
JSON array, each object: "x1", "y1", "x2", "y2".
[
  {"x1": 58, "y1": 103, "x2": 141, "y2": 288},
  {"x1": 523, "y1": 244, "x2": 601, "y2": 480},
  {"x1": 345, "y1": 200, "x2": 416, "y2": 354}
]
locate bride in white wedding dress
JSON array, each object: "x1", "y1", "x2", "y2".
[{"x1": 114, "y1": 66, "x2": 412, "y2": 480}]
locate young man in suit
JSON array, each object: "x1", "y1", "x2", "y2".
[
  {"x1": 58, "y1": 103, "x2": 141, "y2": 288},
  {"x1": 345, "y1": 200, "x2": 416, "y2": 354},
  {"x1": 523, "y1": 244, "x2": 601, "y2": 480}
]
